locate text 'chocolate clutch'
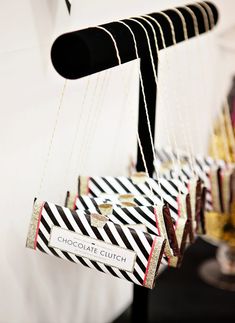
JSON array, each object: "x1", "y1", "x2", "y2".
[{"x1": 26, "y1": 200, "x2": 166, "y2": 289}]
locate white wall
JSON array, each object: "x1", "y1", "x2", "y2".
[{"x1": 0, "y1": 1, "x2": 235, "y2": 323}]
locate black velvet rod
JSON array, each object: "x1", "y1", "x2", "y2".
[{"x1": 51, "y1": 1, "x2": 218, "y2": 79}]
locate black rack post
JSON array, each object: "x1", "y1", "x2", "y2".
[{"x1": 50, "y1": 2, "x2": 219, "y2": 323}]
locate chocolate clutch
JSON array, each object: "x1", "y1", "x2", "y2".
[
  {"x1": 77, "y1": 175, "x2": 192, "y2": 267},
  {"x1": 26, "y1": 200, "x2": 166, "y2": 289},
  {"x1": 65, "y1": 192, "x2": 179, "y2": 258}
]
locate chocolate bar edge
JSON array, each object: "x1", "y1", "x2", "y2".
[
  {"x1": 26, "y1": 200, "x2": 42, "y2": 250},
  {"x1": 163, "y1": 205, "x2": 180, "y2": 256},
  {"x1": 78, "y1": 176, "x2": 89, "y2": 195},
  {"x1": 65, "y1": 191, "x2": 77, "y2": 210},
  {"x1": 168, "y1": 220, "x2": 190, "y2": 268},
  {"x1": 186, "y1": 194, "x2": 195, "y2": 243},
  {"x1": 144, "y1": 238, "x2": 166, "y2": 289}
]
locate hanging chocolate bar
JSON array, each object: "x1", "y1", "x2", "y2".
[
  {"x1": 26, "y1": 200, "x2": 166, "y2": 289},
  {"x1": 77, "y1": 174, "x2": 191, "y2": 267},
  {"x1": 65, "y1": 192, "x2": 179, "y2": 258},
  {"x1": 155, "y1": 148, "x2": 225, "y2": 213}
]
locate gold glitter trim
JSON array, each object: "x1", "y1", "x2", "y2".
[
  {"x1": 231, "y1": 201, "x2": 235, "y2": 227},
  {"x1": 155, "y1": 204, "x2": 173, "y2": 258},
  {"x1": 168, "y1": 256, "x2": 178, "y2": 268},
  {"x1": 222, "y1": 169, "x2": 233, "y2": 214},
  {"x1": 210, "y1": 167, "x2": 221, "y2": 212},
  {"x1": 26, "y1": 201, "x2": 42, "y2": 249},
  {"x1": 144, "y1": 237, "x2": 165, "y2": 289},
  {"x1": 175, "y1": 218, "x2": 187, "y2": 248},
  {"x1": 205, "y1": 211, "x2": 229, "y2": 241},
  {"x1": 169, "y1": 219, "x2": 189, "y2": 268},
  {"x1": 79, "y1": 176, "x2": 89, "y2": 195},
  {"x1": 177, "y1": 194, "x2": 187, "y2": 219},
  {"x1": 66, "y1": 192, "x2": 76, "y2": 210}
]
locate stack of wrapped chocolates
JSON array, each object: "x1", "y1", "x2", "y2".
[{"x1": 26, "y1": 94, "x2": 235, "y2": 289}]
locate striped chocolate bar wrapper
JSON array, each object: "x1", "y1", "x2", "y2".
[
  {"x1": 77, "y1": 175, "x2": 190, "y2": 224},
  {"x1": 156, "y1": 148, "x2": 212, "y2": 208},
  {"x1": 26, "y1": 200, "x2": 166, "y2": 289},
  {"x1": 155, "y1": 148, "x2": 226, "y2": 214},
  {"x1": 66, "y1": 193, "x2": 179, "y2": 258},
  {"x1": 77, "y1": 175, "x2": 190, "y2": 260},
  {"x1": 78, "y1": 173, "x2": 190, "y2": 258}
]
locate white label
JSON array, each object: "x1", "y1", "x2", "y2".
[{"x1": 49, "y1": 226, "x2": 136, "y2": 272}]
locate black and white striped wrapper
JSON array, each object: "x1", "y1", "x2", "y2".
[
  {"x1": 164, "y1": 160, "x2": 231, "y2": 215},
  {"x1": 77, "y1": 175, "x2": 191, "y2": 225},
  {"x1": 65, "y1": 193, "x2": 179, "y2": 259},
  {"x1": 155, "y1": 148, "x2": 230, "y2": 214},
  {"x1": 77, "y1": 175, "x2": 191, "y2": 266},
  {"x1": 26, "y1": 200, "x2": 166, "y2": 289}
]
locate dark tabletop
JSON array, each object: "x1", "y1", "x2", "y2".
[{"x1": 113, "y1": 238, "x2": 235, "y2": 323}]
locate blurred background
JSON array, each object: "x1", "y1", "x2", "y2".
[{"x1": 0, "y1": 1, "x2": 235, "y2": 322}]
